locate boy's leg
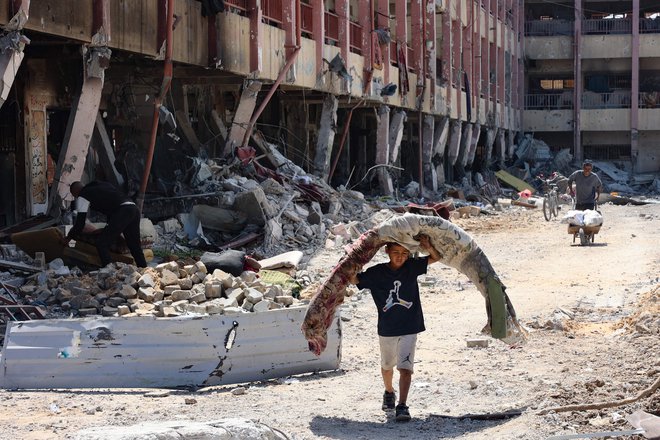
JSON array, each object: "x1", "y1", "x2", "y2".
[
  {"x1": 397, "y1": 368, "x2": 413, "y2": 404},
  {"x1": 381, "y1": 368, "x2": 395, "y2": 393},
  {"x1": 379, "y1": 336, "x2": 398, "y2": 410}
]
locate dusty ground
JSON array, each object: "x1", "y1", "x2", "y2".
[{"x1": 1, "y1": 201, "x2": 659, "y2": 439}]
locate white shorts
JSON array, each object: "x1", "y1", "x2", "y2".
[{"x1": 378, "y1": 334, "x2": 417, "y2": 372}]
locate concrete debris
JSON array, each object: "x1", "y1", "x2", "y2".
[{"x1": 5, "y1": 258, "x2": 306, "y2": 321}]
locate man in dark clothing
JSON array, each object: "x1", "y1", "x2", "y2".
[
  {"x1": 65, "y1": 181, "x2": 147, "y2": 268},
  {"x1": 567, "y1": 160, "x2": 603, "y2": 211}
]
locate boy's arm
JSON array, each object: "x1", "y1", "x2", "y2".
[{"x1": 418, "y1": 235, "x2": 441, "y2": 265}]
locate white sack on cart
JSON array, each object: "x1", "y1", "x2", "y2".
[
  {"x1": 561, "y1": 210, "x2": 585, "y2": 226},
  {"x1": 583, "y1": 209, "x2": 603, "y2": 227}
]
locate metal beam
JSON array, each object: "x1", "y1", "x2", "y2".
[
  {"x1": 422, "y1": 114, "x2": 436, "y2": 190},
  {"x1": 248, "y1": 0, "x2": 263, "y2": 74}
]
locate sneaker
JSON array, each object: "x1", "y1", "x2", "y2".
[
  {"x1": 395, "y1": 403, "x2": 411, "y2": 422},
  {"x1": 382, "y1": 391, "x2": 396, "y2": 410}
]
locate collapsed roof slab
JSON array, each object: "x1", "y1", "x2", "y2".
[{"x1": 0, "y1": 307, "x2": 341, "y2": 389}]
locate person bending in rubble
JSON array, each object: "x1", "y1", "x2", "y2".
[
  {"x1": 64, "y1": 181, "x2": 147, "y2": 268},
  {"x1": 349, "y1": 235, "x2": 441, "y2": 422},
  {"x1": 566, "y1": 159, "x2": 602, "y2": 211}
]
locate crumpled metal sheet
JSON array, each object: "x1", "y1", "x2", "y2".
[{"x1": 1, "y1": 307, "x2": 341, "y2": 389}]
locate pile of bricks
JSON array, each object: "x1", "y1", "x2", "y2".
[{"x1": 16, "y1": 258, "x2": 301, "y2": 319}]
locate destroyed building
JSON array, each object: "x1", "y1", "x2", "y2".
[
  {"x1": 0, "y1": 0, "x2": 526, "y2": 228},
  {"x1": 1, "y1": 0, "x2": 658, "y2": 231}
]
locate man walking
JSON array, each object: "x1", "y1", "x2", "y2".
[{"x1": 567, "y1": 160, "x2": 602, "y2": 211}]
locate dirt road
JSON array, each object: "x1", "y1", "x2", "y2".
[{"x1": 1, "y1": 201, "x2": 658, "y2": 440}]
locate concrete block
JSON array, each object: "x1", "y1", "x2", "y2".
[
  {"x1": 189, "y1": 292, "x2": 207, "y2": 303},
  {"x1": 160, "y1": 269, "x2": 180, "y2": 286},
  {"x1": 252, "y1": 300, "x2": 271, "y2": 313},
  {"x1": 205, "y1": 281, "x2": 223, "y2": 298},
  {"x1": 245, "y1": 288, "x2": 263, "y2": 304},
  {"x1": 194, "y1": 261, "x2": 207, "y2": 274},
  {"x1": 138, "y1": 274, "x2": 155, "y2": 288},
  {"x1": 117, "y1": 305, "x2": 131, "y2": 316},
  {"x1": 138, "y1": 287, "x2": 155, "y2": 302},
  {"x1": 179, "y1": 278, "x2": 193, "y2": 290},
  {"x1": 275, "y1": 295, "x2": 294, "y2": 306},
  {"x1": 466, "y1": 338, "x2": 490, "y2": 348},
  {"x1": 171, "y1": 290, "x2": 192, "y2": 301}
]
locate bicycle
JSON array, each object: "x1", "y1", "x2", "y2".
[{"x1": 540, "y1": 180, "x2": 559, "y2": 221}]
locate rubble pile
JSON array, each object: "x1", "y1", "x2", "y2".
[{"x1": 14, "y1": 258, "x2": 306, "y2": 320}]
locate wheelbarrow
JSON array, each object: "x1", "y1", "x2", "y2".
[{"x1": 567, "y1": 224, "x2": 602, "y2": 246}]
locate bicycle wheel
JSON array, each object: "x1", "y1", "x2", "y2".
[
  {"x1": 543, "y1": 196, "x2": 552, "y2": 221},
  {"x1": 551, "y1": 194, "x2": 559, "y2": 217}
]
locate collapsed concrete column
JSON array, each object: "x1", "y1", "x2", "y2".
[
  {"x1": 447, "y1": 120, "x2": 462, "y2": 166},
  {"x1": 507, "y1": 129, "x2": 516, "y2": 158},
  {"x1": 457, "y1": 123, "x2": 473, "y2": 168},
  {"x1": 433, "y1": 116, "x2": 450, "y2": 159},
  {"x1": 485, "y1": 127, "x2": 497, "y2": 166},
  {"x1": 422, "y1": 114, "x2": 437, "y2": 191},
  {"x1": 0, "y1": 3, "x2": 30, "y2": 109},
  {"x1": 53, "y1": 45, "x2": 111, "y2": 207},
  {"x1": 94, "y1": 113, "x2": 124, "y2": 188},
  {"x1": 466, "y1": 123, "x2": 481, "y2": 166},
  {"x1": 496, "y1": 128, "x2": 507, "y2": 162},
  {"x1": 388, "y1": 109, "x2": 406, "y2": 165},
  {"x1": 375, "y1": 105, "x2": 393, "y2": 195},
  {"x1": 313, "y1": 94, "x2": 339, "y2": 181},
  {"x1": 223, "y1": 80, "x2": 262, "y2": 157}
]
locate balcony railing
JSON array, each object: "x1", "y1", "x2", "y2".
[
  {"x1": 524, "y1": 20, "x2": 573, "y2": 36},
  {"x1": 525, "y1": 93, "x2": 573, "y2": 109},
  {"x1": 582, "y1": 91, "x2": 631, "y2": 108},
  {"x1": 640, "y1": 18, "x2": 660, "y2": 34},
  {"x1": 640, "y1": 92, "x2": 660, "y2": 108},
  {"x1": 583, "y1": 18, "x2": 632, "y2": 35}
]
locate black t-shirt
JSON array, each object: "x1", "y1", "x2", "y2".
[{"x1": 356, "y1": 257, "x2": 428, "y2": 337}]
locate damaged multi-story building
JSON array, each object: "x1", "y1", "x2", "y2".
[{"x1": 1, "y1": 0, "x2": 655, "y2": 229}]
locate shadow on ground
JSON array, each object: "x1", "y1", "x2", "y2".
[{"x1": 309, "y1": 413, "x2": 517, "y2": 439}]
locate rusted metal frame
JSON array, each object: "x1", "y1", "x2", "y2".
[
  {"x1": 463, "y1": 0, "x2": 473, "y2": 121},
  {"x1": 498, "y1": 0, "x2": 505, "y2": 124},
  {"x1": 327, "y1": 99, "x2": 364, "y2": 183},
  {"x1": 92, "y1": 0, "x2": 110, "y2": 43},
  {"x1": 425, "y1": 0, "x2": 436, "y2": 109},
  {"x1": 283, "y1": 0, "x2": 297, "y2": 59},
  {"x1": 335, "y1": 0, "x2": 350, "y2": 68},
  {"x1": 411, "y1": 0, "x2": 423, "y2": 81},
  {"x1": 573, "y1": 0, "x2": 582, "y2": 161},
  {"x1": 138, "y1": 0, "x2": 174, "y2": 212},
  {"x1": 358, "y1": 0, "x2": 372, "y2": 94},
  {"x1": 310, "y1": 0, "x2": 324, "y2": 76},
  {"x1": 395, "y1": 0, "x2": 407, "y2": 72},
  {"x1": 631, "y1": 0, "x2": 639, "y2": 171},
  {"x1": 453, "y1": 4, "x2": 462, "y2": 118},
  {"x1": 240, "y1": 1, "x2": 301, "y2": 149},
  {"x1": 248, "y1": 0, "x2": 263, "y2": 73},
  {"x1": 442, "y1": 4, "x2": 451, "y2": 110},
  {"x1": 474, "y1": 0, "x2": 481, "y2": 118},
  {"x1": 376, "y1": 0, "x2": 390, "y2": 85},
  {"x1": 518, "y1": 0, "x2": 524, "y2": 113}
]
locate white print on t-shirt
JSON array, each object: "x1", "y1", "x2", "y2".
[{"x1": 382, "y1": 280, "x2": 413, "y2": 312}]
